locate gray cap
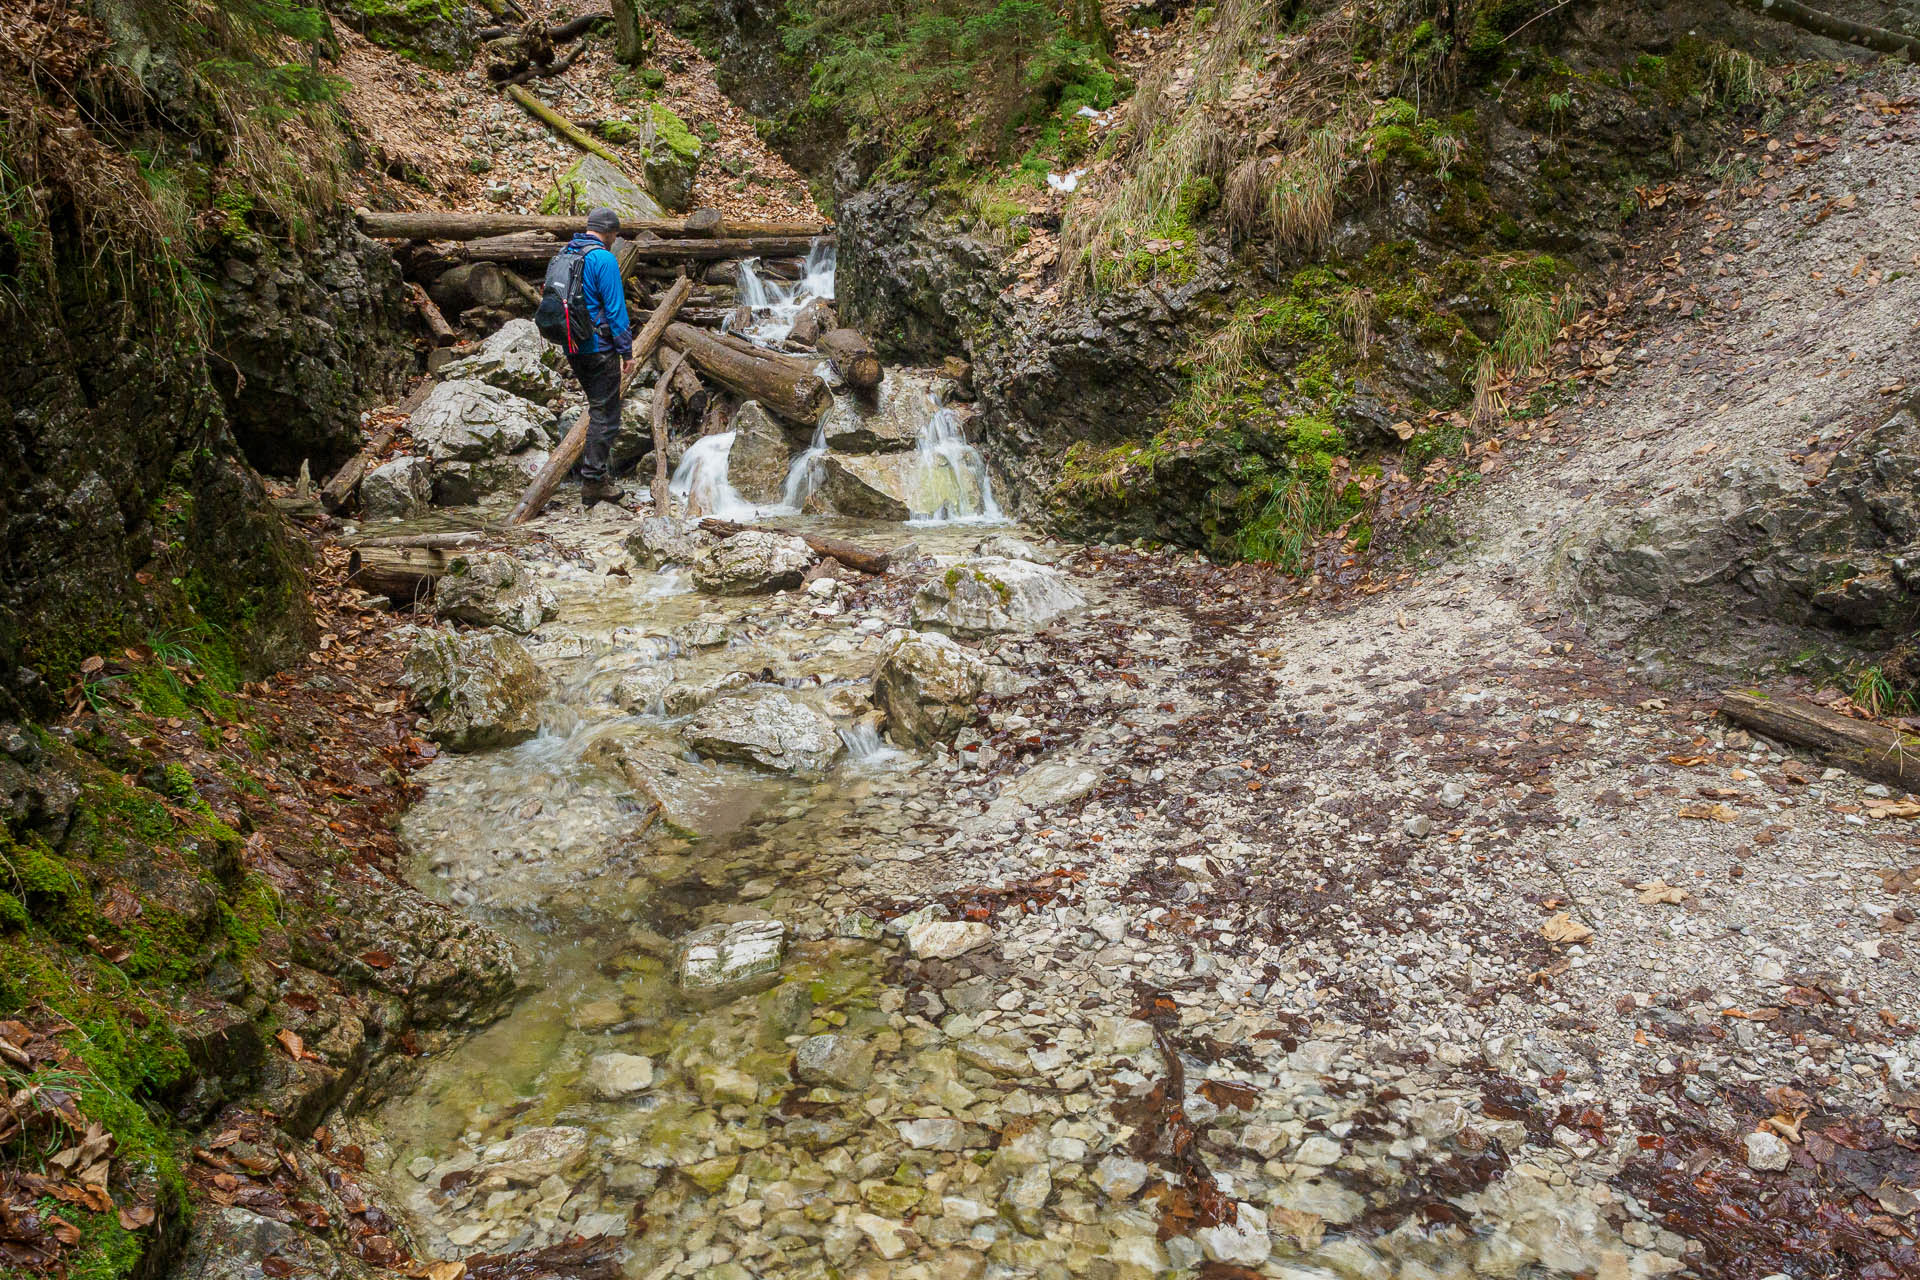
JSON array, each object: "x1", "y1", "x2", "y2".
[{"x1": 585, "y1": 207, "x2": 621, "y2": 235}]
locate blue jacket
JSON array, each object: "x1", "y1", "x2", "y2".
[{"x1": 566, "y1": 233, "x2": 633, "y2": 357}]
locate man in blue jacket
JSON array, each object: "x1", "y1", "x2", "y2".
[{"x1": 569, "y1": 207, "x2": 635, "y2": 508}]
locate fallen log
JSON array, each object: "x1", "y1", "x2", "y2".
[
  {"x1": 1730, "y1": 0, "x2": 1920, "y2": 56},
  {"x1": 320, "y1": 425, "x2": 396, "y2": 513},
  {"x1": 661, "y1": 322, "x2": 831, "y2": 426},
  {"x1": 652, "y1": 347, "x2": 689, "y2": 509},
  {"x1": 406, "y1": 283, "x2": 456, "y2": 347},
  {"x1": 817, "y1": 328, "x2": 882, "y2": 390},
  {"x1": 697, "y1": 519, "x2": 891, "y2": 575},
  {"x1": 655, "y1": 343, "x2": 703, "y2": 405},
  {"x1": 505, "y1": 84, "x2": 629, "y2": 171},
  {"x1": 430, "y1": 261, "x2": 521, "y2": 311},
  {"x1": 1719, "y1": 690, "x2": 1920, "y2": 790},
  {"x1": 346, "y1": 545, "x2": 452, "y2": 602},
  {"x1": 358, "y1": 207, "x2": 799, "y2": 241},
  {"x1": 508, "y1": 275, "x2": 693, "y2": 524},
  {"x1": 446, "y1": 235, "x2": 827, "y2": 267}
]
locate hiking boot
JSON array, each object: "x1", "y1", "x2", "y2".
[{"x1": 582, "y1": 480, "x2": 628, "y2": 509}]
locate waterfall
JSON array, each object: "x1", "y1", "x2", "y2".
[
  {"x1": 733, "y1": 240, "x2": 837, "y2": 345},
  {"x1": 838, "y1": 721, "x2": 902, "y2": 769},
  {"x1": 668, "y1": 433, "x2": 758, "y2": 521},
  {"x1": 907, "y1": 401, "x2": 1004, "y2": 525},
  {"x1": 779, "y1": 421, "x2": 829, "y2": 510}
]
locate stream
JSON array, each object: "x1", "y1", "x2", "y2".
[{"x1": 336, "y1": 256, "x2": 1653, "y2": 1280}]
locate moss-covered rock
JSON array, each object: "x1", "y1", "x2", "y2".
[
  {"x1": 643, "y1": 103, "x2": 702, "y2": 210},
  {"x1": 539, "y1": 153, "x2": 667, "y2": 223},
  {"x1": 326, "y1": 0, "x2": 477, "y2": 69}
]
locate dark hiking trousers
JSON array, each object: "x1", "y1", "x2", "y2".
[{"x1": 567, "y1": 349, "x2": 623, "y2": 484}]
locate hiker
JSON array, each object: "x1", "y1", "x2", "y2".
[{"x1": 537, "y1": 206, "x2": 633, "y2": 508}]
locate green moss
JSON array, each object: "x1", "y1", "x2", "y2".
[
  {"x1": 649, "y1": 104, "x2": 701, "y2": 162},
  {"x1": 221, "y1": 874, "x2": 280, "y2": 958}
]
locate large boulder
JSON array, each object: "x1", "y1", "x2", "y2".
[
  {"x1": 911, "y1": 557, "x2": 1084, "y2": 637},
  {"x1": 438, "y1": 319, "x2": 568, "y2": 403},
  {"x1": 400, "y1": 629, "x2": 549, "y2": 751},
  {"x1": 681, "y1": 691, "x2": 842, "y2": 775},
  {"x1": 872, "y1": 630, "x2": 987, "y2": 748},
  {"x1": 360, "y1": 455, "x2": 432, "y2": 519},
  {"x1": 433, "y1": 552, "x2": 556, "y2": 635},
  {"x1": 817, "y1": 454, "x2": 912, "y2": 521},
  {"x1": 540, "y1": 153, "x2": 665, "y2": 223},
  {"x1": 409, "y1": 381, "x2": 546, "y2": 462},
  {"x1": 820, "y1": 375, "x2": 928, "y2": 453},
  {"x1": 728, "y1": 401, "x2": 797, "y2": 505},
  {"x1": 432, "y1": 451, "x2": 549, "y2": 507},
  {"x1": 691, "y1": 531, "x2": 816, "y2": 595},
  {"x1": 626, "y1": 517, "x2": 720, "y2": 569},
  {"x1": 329, "y1": 0, "x2": 478, "y2": 68},
  {"x1": 583, "y1": 734, "x2": 727, "y2": 834},
  {"x1": 639, "y1": 103, "x2": 702, "y2": 212}
]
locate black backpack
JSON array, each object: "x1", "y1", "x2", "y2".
[{"x1": 535, "y1": 246, "x2": 599, "y2": 353}]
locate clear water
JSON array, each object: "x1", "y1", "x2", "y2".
[{"x1": 732, "y1": 240, "x2": 838, "y2": 346}]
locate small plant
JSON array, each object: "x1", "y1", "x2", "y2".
[{"x1": 1850, "y1": 665, "x2": 1916, "y2": 719}]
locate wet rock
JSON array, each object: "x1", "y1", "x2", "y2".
[
  {"x1": 476, "y1": 1126, "x2": 589, "y2": 1184},
  {"x1": 626, "y1": 517, "x2": 720, "y2": 570},
  {"x1": 611, "y1": 666, "x2": 673, "y2": 713},
  {"x1": 727, "y1": 402, "x2": 797, "y2": 504},
  {"x1": 955, "y1": 1034, "x2": 1030, "y2": 1077},
  {"x1": 897, "y1": 1117, "x2": 966, "y2": 1151},
  {"x1": 1195, "y1": 1204, "x2": 1270, "y2": 1266},
  {"x1": 675, "y1": 919, "x2": 785, "y2": 994},
  {"x1": 691, "y1": 531, "x2": 817, "y2": 594},
  {"x1": 438, "y1": 319, "x2": 568, "y2": 403},
  {"x1": 662, "y1": 670, "x2": 753, "y2": 716},
  {"x1": 408, "y1": 381, "x2": 547, "y2": 461},
  {"x1": 906, "y1": 920, "x2": 992, "y2": 960},
  {"x1": 872, "y1": 630, "x2": 987, "y2": 748},
  {"x1": 1745, "y1": 1130, "x2": 1791, "y2": 1171},
  {"x1": 1000, "y1": 1162, "x2": 1052, "y2": 1234},
  {"x1": 671, "y1": 618, "x2": 732, "y2": 649},
  {"x1": 433, "y1": 552, "x2": 556, "y2": 635},
  {"x1": 586, "y1": 1052, "x2": 654, "y2": 1099},
  {"x1": 912, "y1": 556, "x2": 1084, "y2": 637},
  {"x1": 974, "y1": 533, "x2": 1045, "y2": 562},
  {"x1": 816, "y1": 455, "x2": 913, "y2": 521},
  {"x1": 360, "y1": 456, "x2": 432, "y2": 519},
  {"x1": 541, "y1": 153, "x2": 665, "y2": 223},
  {"x1": 819, "y1": 377, "x2": 927, "y2": 452},
  {"x1": 583, "y1": 734, "x2": 730, "y2": 833},
  {"x1": 682, "y1": 691, "x2": 841, "y2": 775},
  {"x1": 793, "y1": 1034, "x2": 873, "y2": 1091},
  {"x1": 399, "y1": 629, "x2": 549, "y2": 751},
  {"x1": 177, "y1": 1206, "x2": 375, "y2": 1280}
]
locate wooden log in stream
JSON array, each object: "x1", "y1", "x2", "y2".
[
  {"x1": 346, "y1": 545, "x2": 453, "y2": 602},
  {"x1": 405, "y1": 283, "x2": 456, "y2": 347},
  {"x1": 1719, "y1": 691, "x2": 1920, "y2": 791},
  {"x1": 651, "y1": 348, "x2": 689, "y2": 510},
  {"x1": 817, "y1": 328, "x2": 882, "y2": 390},
  {"x1": 661, "y1": 322, "x2": 831, "y2": 426},
  {"x1": 696, "y1": 519, "x2": 893, "y2": 575},
  {"x1": 507, "y1": 275, "x2": 693, "y2": 524}
]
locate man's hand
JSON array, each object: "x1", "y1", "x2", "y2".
[{"x1": 621, "y1": 357, "x2": 636, "y2": 383}]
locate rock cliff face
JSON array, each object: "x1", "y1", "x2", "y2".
[{"x1": 206, "y1": 216, "x2": 415, "y2": 476}]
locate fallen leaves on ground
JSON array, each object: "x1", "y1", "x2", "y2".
[
  {"x1": 1635, "y1": 878, "x2": 1690, "y2": 905},
  {"x1": 1540, "y1": 912, "x2": 1595, "y2": 944},
  {"x1": 1866, "y1": 800, "x2": 1920, "y2": 820},
  {"x1": 1678, "y1": 801, "x2": 1736, "y2": 821}
]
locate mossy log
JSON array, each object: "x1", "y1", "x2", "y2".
[
  {"x1": 358, "y1": 208, "x2": 746, "y2": 240},
  {"x1": 660, "y1": 322, "x2": 831, "y2": 426},
  {"x1": 1720, "y1": 690, "x2": 1920, "y2": 789},
  {"x1": 1731, "y1": 0, "x2": 1920, "y2": 56},
  {"x1": 508, "y1": 275, "x2": 692, "y2": 524},
  {"x1": 504, "y1": 84, "x2": 630, "y2": 171}
]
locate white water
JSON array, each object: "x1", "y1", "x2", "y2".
[
  {"x1": 668, "y1": 432, "x2": 759, "y2": 521},
  {"x1": 779, "y1": 421, "x2": 829, "y2": 510},
  {"x1": 733, "y1": 240, "x2": 837, "y2": 345},
  {"x1": 906, "y1": 404, "x2": 1004, "y2": 525}
]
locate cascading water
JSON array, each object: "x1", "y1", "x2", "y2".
[
  {"x1": 733, "y1": 240, "x2": 837, "y2": 345},
  {"x1": 779, "y1": 422, "x2": 829, "y2": 510},
  {"x1": 906, "y1": 401, "x2": 1004, "y2": 525},
  {"x1": 668, "y1": 432, "x2": 758, "y2": 521}
]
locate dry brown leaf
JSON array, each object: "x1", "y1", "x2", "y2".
[
  {"x1": 1678, "y1": 801, "x2": 1735, "y2": 821},
  {"x1": 274, "y1": 1029, "x2": 308, "y2": 1061},
  {"x1": 1635, "y1": 878, "x2": 1690, "y2": 905},
  {"x1": 1540, "y1": 912, "x2": 1594, "y2": 944},
  {"x1": 117, "y1": 1204, "x2": 156, "y2": 1231},
  {"x1": 1866, "y1": 801, "x2": 1920, "y2": 820}
]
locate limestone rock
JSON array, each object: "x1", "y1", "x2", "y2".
[
  {"x1": 432, "y1": 451, "x2": 549, "y2": 506},
  {"x1": 897, "y1": 1117, "x2": 966, "y2": 1150},
  {"x1": 335, "y1": 0, "x2": 478, "y2": 68},
  {"x1": 176, "y1": 1206, "x2": 376, "y2": 1280},
  {"x1": 586, "y1": 1052, "x2": 654, "y2": 1099},
  {"x1": 662, "y1": 670, "x2": 753, "y2": 717},
  {"x1": 1001, "y1": 1162, "x2": 1052, "y2": 1235},
  {"x1": 1092, "y1": 1154, "x2": 1149, "y2": 1200},
  {"x1": 438, "y1": 319, "x2": 568, "y2": 402},
  {"x1": 906, "y1": 920, "x2": 991, "y2": 960},
  {"x1": 639, "y1": 103, "x2": 701, "y2": 211},
  {"x1": 433, "y1": 552, "x2": 556, "y2": 635},
  {"x1": 1745, "y1": 1130, "x2": 1791, "y2": 1171},
  {"x1": 671, "y1": 619, "x2": 732, "y2": 649},
  {"x1": 691, "y1": 530, "x2": 816, "y2": 594},
  {"x1": 820, "y1": 377, "x2": 926, "y2": 452},
  {"x1": 676, "y1": 919, "x2": 785, "y2": 994},
  {"x1": 360, "y1": 455, "x2": 432, "y2": 519},
  {"x1": 476, "y1": 1126, "x2": 590, "y2": 1184},
  {"x1": 912, "y1": 557, "x2": 1084, "y2": 637},
  {"x1": 817, "y1": 454, "x2": 912, "y2": 521},
  {"x1": 1195, "y1": 1204, "x2": 1270, "y2": 1266},
  {"x1": 625, "y1": 517, "x2": 719, "y2": 570},
  {"x1": 681, "y1": 691, "x2": 842, "y2": 775},
  {"x1": 399, "y1": 629, "x2": 548, "y2": 751},
  {"x1": 975, "y1": 533, "x2": 1045, "y2": 562},
  {"x1": 410, "y1": 380, "x2": 546, "y2": 462},
  {"x1": 793, "y1": 1034, "x2": 874, "y2": 1091},
  {"x1": 872, "y1": 630, "x2": 987, "y2": 748},
  {"x1": 727, "y1": 402, "x2": 797, "y2": 505},
  {"x1": 611, "y1": 666, "x2": 673, "y2": 713},
  {"x1": 541, "y1": 153, "x2": 665, "y2": 223}
]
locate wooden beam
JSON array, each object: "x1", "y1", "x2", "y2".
[
  {"x1": 1720, "y1": 690, "x2": 1920, "y2": 790},
  {"x1": 660, "y1": 322, "x2": 831, "y2": 426},
  {"x1": 357, "y1": 207, "x2": 799, "y2": 241},
  {"x1": 320, "y1": 425, "x2": 396, "y2": 513}
]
